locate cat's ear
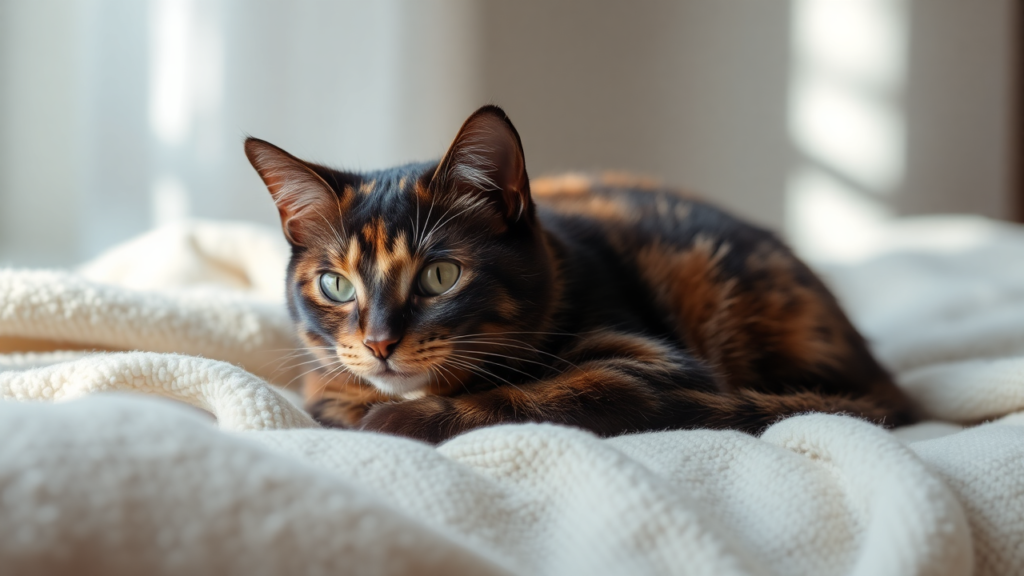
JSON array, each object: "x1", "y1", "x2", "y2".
[
  {"x1": 244, "y1": 137, "x2": 344, "y2": 246},
  {"x1": 432, "y1": 105, "x2": 533, "y2": 223}
]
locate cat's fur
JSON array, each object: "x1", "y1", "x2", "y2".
[{"x1": 245, "y1": 105, "x2": 915, "y2": 444}]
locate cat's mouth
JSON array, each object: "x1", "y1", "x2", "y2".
[{"x1": 360, "y1": 365, "x2": 431, "y2": 398}]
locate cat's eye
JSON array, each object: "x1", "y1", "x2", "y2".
[
  {"x1": 319, "y1": 272, "x2": 356, "y2": 303},
  {"x1": 418, "y1": 261, "x2": 461, "y2": 296}
]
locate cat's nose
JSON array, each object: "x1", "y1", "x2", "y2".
[{"x1": 364, "y1": 335, "x2": 400, "y2": 360}]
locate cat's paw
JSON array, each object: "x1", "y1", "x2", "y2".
[
  {"x1": 358, "y1": 396, "x2": 455, "y2": 444},
  {"x1": 306, "y1": 397, "x2": 364, "y2": 428}
]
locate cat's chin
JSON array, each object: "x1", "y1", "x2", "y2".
[{"x1": 361, "y1": 371, "x2": 432, "y2": 398}]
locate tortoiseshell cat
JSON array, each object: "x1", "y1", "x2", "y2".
[{"x1": 245, "y1": 105, "x2": 914, "y2": 443}]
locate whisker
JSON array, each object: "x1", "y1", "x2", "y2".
[
  {"x1": 256, "y1": 346, "x2": 346, "y2": 380},
  {"x1": 264, "y1": 353, "x2": 333, "y2": 382},
  {"x1": 447, "y1": 352, "x2": 544, "y2": 382},
  {"x1": 431, "y1": 363, "x2": 460, "y2": 393},
  {"x1": 444, "y1": 357, "x2": 504, "y2": 387},
  {"x1": 445, "y1": 338, "x2": 580, "y2": 371},
  {"x1": 256, "y1": 349, "x2": 312, "y2": 372},
  {"x1": 445, "y1": 355, "x2": 528, "y2": 389},
  {"x1": 274, "y1": 355, "x2": 336, "y2": 374},
  {"x1": 318, "y1": 362, "x2": 354, "y2": 395},
  {"x1": 439, "y1": 363, "x2": 474, "y2": 394},
  {"x1": 448, "y1": 348, "x2": 560, "y2": 375},
  {"x1": 416, "y1": 195, "x2": 438, "y2": 251},
  {"x1": 447, "y1": 330, "x2": 580, "y2": 339},
  {"x1": 413, "y1": 193, "x2": 421, "y2": 249},
  {"x1": 443, "y1": 357, "x2": 544, "y2": 417},
  {"x1": 309, "y1": 367, "x2": 340, "y2": 402},
  {"x1": 258, "y1": 345, "x2": 337, "y2": 352},
  {"x1": 274, "y1": 354, "x2": 329, "y2": 381},
  {"x1": 287, "y1": 359, "x2": 345, "y2": 390},
  {"x1": 420, "y1": 197, "x2": 490, "y2": 251}
]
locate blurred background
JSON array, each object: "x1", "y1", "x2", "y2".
[{"x1": 0, "y1": 0, "x2": 1019, "y2": 267}]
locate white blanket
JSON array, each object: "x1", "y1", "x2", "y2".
[{"x1": 1, "y1": 217, "x2": 1022, "y2": 576}]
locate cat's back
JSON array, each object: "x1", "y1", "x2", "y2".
[
  {"x1": 532, "y1": 173, "x2": 791, "y2": 303},
  {"x1": 532, "y1": 173, "x2": 774, "y2": 254},
  {"x1": 532, "y1": 173, "x2": 901, "y2": 404}
]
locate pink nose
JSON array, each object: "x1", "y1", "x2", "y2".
[{"x1": 364, "y1": 336, "x2": 399, "y2": 360}]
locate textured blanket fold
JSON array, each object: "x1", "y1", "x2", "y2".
[{"x1": 1, "y1": 217, "x2": 1022, "y2": 575}]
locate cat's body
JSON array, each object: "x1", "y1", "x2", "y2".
[{"x1": 246, "y1": 105, "x2": 914, "y2": 443}]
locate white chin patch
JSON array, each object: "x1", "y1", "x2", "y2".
[{"x1": 362, "y1": 371, "x2": 431, "y2": 397}]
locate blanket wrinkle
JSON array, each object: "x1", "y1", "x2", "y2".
[
  {"x1": 0, "y1": 351, "x2": 315, "y2": 431},
  {"x1": 0, "y1": 269, "x2": 302, "y2": 385},
  {"x1": 1, "y1": 216, "x2": 1023, "y2": 575},
  {"x1": 0, "y1": 396, "x2": 514, "y2": 576},
  {"x1": 899, "y1": 356, "x2": 1024, "y2": 422},
  {"x1": 909, "y1": 423, "x2": 1024, "y2": 576}
]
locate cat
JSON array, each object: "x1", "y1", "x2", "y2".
[{"x1": 245, "y1": 104, "x2": 915, "y2": 444}]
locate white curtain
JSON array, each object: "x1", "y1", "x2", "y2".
[{"x1": 0, "y1": 0, "x2": 481, "y2": 266}]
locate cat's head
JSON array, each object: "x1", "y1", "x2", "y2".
[{"x1": 245, "y1": 106, "x2": 556, "y2": 397}]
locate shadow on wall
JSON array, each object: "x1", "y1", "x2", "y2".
[
  {"x1": 785, "y1": 0, "x2": 909, "y2": 262},
  {"x1": 786, "y1": 0, "x2": 1016, "y2": 263}
]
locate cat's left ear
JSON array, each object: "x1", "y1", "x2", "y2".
[{"x1": 432, "y1": 105, "x2": 533, "y2": 223}]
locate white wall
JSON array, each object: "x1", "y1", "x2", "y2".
[
  {"x1": 480, "y1": 1, "x2": 793, "y2": 229},
  {"x1": 0, "y1": 0, "x2": 1017, "y2": 267},
  {"x1": 0, "y1": 0, "x2": 84, "y2": 267},
  {"x1": 479, "y1": 0, "x2": 1017, "y2": 262},
  {"x1": 902, "y1": 0, "x2": 1016, "y2": 218}
]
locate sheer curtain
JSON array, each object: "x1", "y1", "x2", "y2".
[{"x1": 0, "y1": 0, "x2": 480, "y2": 266}]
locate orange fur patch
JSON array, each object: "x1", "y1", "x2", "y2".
[
  {"x1": 530, "y1": 173, "x2": 592, "y2": 197},
  {"x1": 491, "y1": 289, "x2": 521, "y2": 320},
  {"x1": 544, "y1": 195, "x2": 638, "y2": 226},
  {"x1": 599, "y1": 171, "x2": 662, "y2": 190},
  {"x1": 636, "y1": 237, "x2": 849, "y2": 391},
  {"x1": 361, "y1": 218, "x2": 387, "y2": 248},
  {"x1": 414, "y1": 179, "x2": 432, "y2": 202},
  {"x1": 373, "y1": 231, "x2": 412, "y2": 284}
]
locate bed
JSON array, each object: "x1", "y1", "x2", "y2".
[{"x1": 1, "y1": 216, "x2": 1022, "y2": 575}]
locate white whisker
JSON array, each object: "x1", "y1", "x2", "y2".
[
  {"x1": 444, "y1": 356, "x2": 544, "y2": 417},
  {"x1": 449, "y1": 348, "x2": 561, "y2": 374},
  {"x1": 445, "y1": 336, "x2": 580, "y2": 370},
  {"x1": 448, "y1": 352, "x2": 542, "y2": 382}
]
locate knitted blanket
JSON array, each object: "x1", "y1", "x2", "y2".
[{"x1": 1, "y1": 218, "x2": 1022, "y2": 576}]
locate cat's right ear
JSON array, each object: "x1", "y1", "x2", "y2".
[
  {"x1": 432, "y1": 105, "x2": 533, "y2": 224},
  {"x1": 244, "y1": 137, "x2": 342, "y2": 247}
]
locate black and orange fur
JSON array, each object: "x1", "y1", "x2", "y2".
[{"x1": 245, "y1": 105, "x2": 914, "y2": 444}]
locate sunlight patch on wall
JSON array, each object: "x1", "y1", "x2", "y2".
[
  {"x1": 147, "y1": 0, "x2": 224, "y2": 228},
  {"x1": 150, "y1": 0, "x2": 192, "y2": 145},
  {"x1": 790, "y1": 78, "x2": 904, "y2": 193},
  {"x1": 786, "y1": 0, "x2": 909, "y2": 263},
  {"x1": 151, "y1": 176, "x2": 191, "y2": 227},
  {"x1": 786, "y1": 167, "x2": 891, "y2": 262}
]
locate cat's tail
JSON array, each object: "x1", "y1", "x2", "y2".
[{"x1": 664, "y1": 387, "x2": 918, "y2": 435}]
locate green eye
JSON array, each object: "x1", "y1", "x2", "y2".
[
  {"x1": 418, "y1": 261, "x2": 461, "y2": 296},
  {"x1": 319, "y1": 272, "x2": 356, "y2": 303}
]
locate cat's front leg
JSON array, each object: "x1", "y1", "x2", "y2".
[
  {"x1": 307, "y1": 395, "x2": 372, "y2": 428},
  {"x1": 358, "y1": 396, "x2": 462, "y2": 443},
  {"x1": 303, "y1": 370, "x2": 392, "y2": 428},
  {"x1": 357, "y1": 357, "x2": 685, "y2": 443}
]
